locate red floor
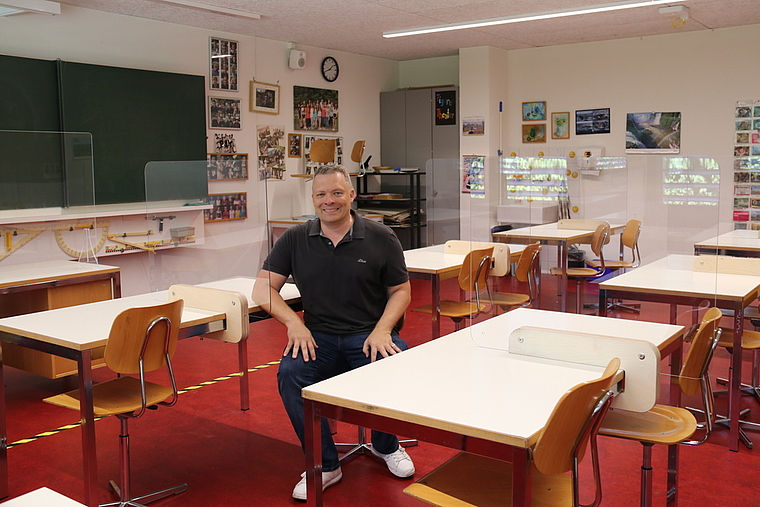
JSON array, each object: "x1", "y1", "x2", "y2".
[{"x1": 3, "y1": 274, "x2": 760, "y2": 506}]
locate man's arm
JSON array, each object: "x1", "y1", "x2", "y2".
[
  {"x1": 252, "y1": 269, "x2": 318, "y2": 362},
  {"x1": 362, "y1": 280, "x2": 412, "y2": 362}
]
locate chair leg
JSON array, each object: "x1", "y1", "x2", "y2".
[
  {"x1": 101, "y1": 416, "x2": 187, "y2": 507},
  {"x1": 576, "y1": 279, "x2": 582, "y2": 314},
  {"x1": 640, "y1": 442, "x2": 654, "y2": 507},
  {"x1": 336, "y1": 426, "x2": 418, "y2": 464}
]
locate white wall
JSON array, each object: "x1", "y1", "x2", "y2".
[
  {"x1": 0, "y1": 5, "x2": 398, "y2": 294},
  {"x1": 399, "y1": 55, "x2": 459, "y2": 89}
]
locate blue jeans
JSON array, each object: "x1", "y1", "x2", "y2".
[{"x1": 277, "y1": 330, "x2": 408, "y2": 472}]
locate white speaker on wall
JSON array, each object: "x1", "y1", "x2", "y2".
[{"x1": 289, "y1": 50, "x2": 306, "y2": 69}]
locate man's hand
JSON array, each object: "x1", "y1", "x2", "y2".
[
  {"x1": 362, "y1": 329, "x2": 401, "y2": 363},
  {"x1": 284, "y1": 321, "x2": 318, "y2": 362}
]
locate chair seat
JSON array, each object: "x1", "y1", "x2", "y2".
[
  {"x1": 549, "y1": 267, "x2": 599, "y2": 278},
  {"x1": 599, "y1": 405, "x2": 697, "y2": 445},
  {"x1": 44, "y1": 376, "x2": 175, "y2": 417},
  {"x1": 412, "y1": 300, "x2": 488, "y2": 319},
  {"x1": 404, "y1": 452, "x2": 572, "y2": 507},
  {"x1": 717, "y1": 328, "x2": 760, "y2": 350},
  {"x1": 486, "y1": 292, "x2": 531, "y2": 307},
  {"x1": 586, "y1": 259, "x2": 634, "y2": 269}
]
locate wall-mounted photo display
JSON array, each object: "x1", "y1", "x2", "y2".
[
  {"x1": 288, "y1": 133, "x2": 302, "y2": 158},
  {"x1": 461, "y1": 155, "x2": 485, "y2": 194},
  {"x1": 462, "y1": 117, "x2": 484, "y2": 135},
  {"x1": 293, "y1": 85, "x2": 338, "y2": 132},
  {"x1": 625, "y1": 112, "x2": 680, "y2": 153},
  {"x1": 551, "y1": 112, "x2": 570, "y2": 139},
  {"x1": 522, "y1": 124, "x2": 546, "y2": 143},
  {"x1": 435, "y1": 90, "x2": 456, "y2": 125},
  {"x1": 209, "y1": 37, "x2": 238, "y2": 91},
  {"x1": 257, "y1": 125, "x2": 286, "y2": 180},
  {"x1": 250, "y1": 81, "x2": 279, "y2": 114},
  {"x1": 207, "y1": 153, "x2": 248, "y2": 180},
  {"x1": 209, "y1": 97, "x2": 241, "y2": 129},
  {"x1": 204, "y1": 192, "x2": 247, "y2": 222},
  {"x1": 575, "y1": 108, "x2": 610, "y2": 135},
  {"x1": 303, "y1": 135, "x2": 343, "y2": 174},
  {"x1": 522, "y1": 101, "x2": 546, "y2": 121}
]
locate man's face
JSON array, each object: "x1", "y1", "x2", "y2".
[{"x1": 312, "y1": 172, "x2": 355, "y2": 225}]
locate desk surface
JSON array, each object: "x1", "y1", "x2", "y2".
[
  {"x1": 599, "y1": 255, "x2": 760, "y2": 302},
  {"x1": 0, "y1": 278, "x2": 300, "y2": 352},
  {"x1": 403, "y1": 244, "x2": 525, "y2": 275},
  {"x1": 694, "y1": 230, "x2": 760, "y2": 252},
  {"x1": 0, "y1": 260, "x2": 119, "y2": 290},
  {"x1": 493, "y1": 222, "x2": 624, "y2": 242},
  {"x1": 0, "y1": 487, "x2": 86, "y2": 507},
  {"x1": 303, "y1": 308, "x2": 682, "y2": 449}
]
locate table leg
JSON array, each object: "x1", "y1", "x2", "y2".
[
  {"x1": 0, "y1": 351, "x2": 8, "y2": 501},
  {"x1": 305, "y1": 399, "x2": 323, "y2": 507},
  {"x1": 599, "y1": 289, "x2": 608, "y2": 317},
  {"x1": 558, "y1": 241, "x2": 568, "y2": 313},
  {"x1": 237, "y1": 340, "x2": 250, "y2": 411},
  {"x1": 77, "y1": 350, "x2": 99, "y2": 507},
  {"x1": 728, "y1": 302, "x2": 744, "y2": 452},
  {"x1": 666, "y1": 334, "x2": 683, "y2": 506},
  {"x1": 512, "y1": 448, "x2": 532, "y2": 507},
  {"x1": 431, "y1": 275, "x2": 441, "y2": 339}
]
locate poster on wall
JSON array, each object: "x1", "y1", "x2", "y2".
[
  {"x1": 625, "y1": 112, "x2": 681, "y2": 153},
  {"x1": 461, "y1": 155, "x2": 485, "y2": 195},
  {"x1": 209, "y1": 37, "x2": 238, "y2": 91},
  {"x1": 733, "y1": 100, "x2": 760, "y2": 229},
  {"x1": 462, "y1": 117, "x2": 484, "y2": 135},
  {"x1": 303, "y1": 135, "x2": 343, "y2": 175},
  {"x1": 575, "y1": 108, "x2": 610, "y2": 135},
  {"x1": 435, "y1": 90, "x2": 456, "y2": 126},
  {"x1": 293, "y1": 86, "x2": 338, "y2": 132},
  {"x1": 257, "y1": 125, "x2": 286, "y2": 180}
]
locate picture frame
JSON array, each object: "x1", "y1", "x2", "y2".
[
  {"x1": 207, "y1": 153, "x2": 248, "y2": 180},
  {"x1": 303, "y1": 135, "x2": 342, "y2": 174},
  {"x1": 522, "y1": 124, "x2": 546, "y2": 143},
  {"x1": 461, "y1": 155, "x2": 485, "y2": 194},
  {"x1": 575, "y1": 108, "x2": 611, "y2": 135},
  {"x1": 209, "y1": 37, "x2": 238, "y2": 91},
  {"x1": 625, "y1": 112, "x2": 681, "y2": 153},
  {"x1": 288, "y1": 133, "x2": 302, "y2": 158},
  {"x1": 522, "y1": 101, "x2": 546, "y2": 121},
  {"x1": 551, "y1": 112, "x2": 570, "y2": 139},
  {"x1": 209, "y1": 97, "x2": 241, "y2": 129},
  {"x1": 204, "y1": 192, "x2": 247, "y2": 222},
  {"x1": 250, "y1": 81, "x2": 280, "y2": 114},
  {"x1": 293, "y1": 85, "x2": 339, "y2": 132},
  {"x1": 462, "y1": 117, "x2": 485, "y2": 135}
]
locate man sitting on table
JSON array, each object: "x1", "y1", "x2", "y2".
[{"x1": 253, "y1": 164, "x2": 415, "y2": 500}]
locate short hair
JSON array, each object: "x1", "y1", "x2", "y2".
[{"x1": 313, "y1": 164, "x2": 352, "y2": 186}]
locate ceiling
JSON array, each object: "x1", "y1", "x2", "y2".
[{"x1": 47, "y1": 0, "x2": 760, "y2": 61}]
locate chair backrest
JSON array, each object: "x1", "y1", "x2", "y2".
[
  {"x1": 588, "y1": 222, "x2": 611, "y2": 264},
  {"x1": 458, "y1": 247, "x2": 493, "y2": 292},
  {"x1": 514, "y1": 242, "x2": 540, "y2": 283},
  {"x1": 680, "y1": 307, "x2": 722, "y2": 396},
  {"x1": 309, "y1": 139, "x2": 337, "y2": 163},
  {"x1": 103, "y1": 299, "x2": 184, "y2": 375},
  {"x1": 351, "y1": 140, "x2": 365, "y2": 163},
  {"x1": 621, "y1": 219, "x2": 642, "y2": 266},
  {"x1": 532, "y1": 357, "x2": 620, "y2": 476}
]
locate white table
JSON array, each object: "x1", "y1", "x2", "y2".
[
  {"x1": 694, "y1": 230, "x2": 760, "y2": 258},
  {"x1": 0, "y1": 278, "x2": 300, "y2": 507},
  {"x1": 404, "y1": 244, "x2": 525, "y2": 338},
  {"x1": 0, "y1": 487, "x2": 85, "y2": 506},
  {"x1": 599, "y1": 255, "x2": 760, "y2": 452},
  {"x1": 302, "y1": 308, "x2": 684, "y2": 507},
  {"x1": 494, "y1": 222, "x2": 624, "y2": 312}
]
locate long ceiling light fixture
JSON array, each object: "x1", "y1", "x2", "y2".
[
  {"x1": 383, "y1": 0, "x2": 685, "y2": 38},
  {"x1": 0, "y1": 0, "x2": 60, "y2": 17},
  {"x1": 152, "y1": 0, "x2": 260, "y2": 20}
]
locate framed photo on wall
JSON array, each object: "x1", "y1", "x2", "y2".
[
  {"x1": 209, "y1": 37, "x2": 238, "y2": 91},
  {"x1": 625, "y1": 112, "x2": 681, "y2": 153},
  {"x1": 250, "y1": 81, "x2": 280, "y2": 114},
  {"x1": 522, "y1": 124, "x2": 546, "y2": 143},
  {"x1": 551, "y1": 112, "x2": 570, "y2": 139},
  {"x1": 293, "y1": 85, "x2": 339, "y2": 132},
  {"x1": 209, "y1": 97, "x2": 241, "y2": 129},
  {"x1": 522, "y1": 101, "x2": 546, "y2": 121},
  {"x1": 575, "y1": 108, "x2": 610, "y2": 135},
  {"x1": 204, "y1": 192, "x2": 247, "y2": 222},
  {"x1": 288, "y1": 133, "x2": 302, "y2": 158},
  {"x1": 207, "y1": 153, "x2": 248, "y2": 180}
]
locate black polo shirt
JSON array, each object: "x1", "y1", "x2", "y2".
[{"x1": 262, "y1": 212, "x2": 409, "y2": 335}]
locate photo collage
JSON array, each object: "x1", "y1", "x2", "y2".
[{"x1": 732, "y1": 100, "x2": 760, "y2": 229}]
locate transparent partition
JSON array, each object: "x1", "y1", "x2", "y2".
[
  {"x1": 143, "y1": 161, "x2": 268, "y2": 304},
  {"x1": 0, "y1": 130, "x2": 99, "y2": 265}
]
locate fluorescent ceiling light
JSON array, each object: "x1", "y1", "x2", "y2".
[
  {"x1": 152, "y1": 0, "x2": 260, "y2": 20},
  {"x1": 0, "y1": 0, "x2": 60, "y2": 16},
  {"x1": 383, "y1": 0, "x2": 685, "y2": 38}
]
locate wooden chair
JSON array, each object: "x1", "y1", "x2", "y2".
[
  {"x1": 587, "y1": 219, "x2": 642, "y2": 313},
  {"x1": 549, "y1": 222, "x2": 610, "y2": 314},
  {"x1": 403, "y1": 358, "x2": 621, "y2": 507},
  {"x1": 44, "y1": 300, "x2": 186, "y2": 507},
  {"x1": 412, "y1": 247, "x2": 493, "y2": 330},
  {"x1": 486, "y1": 242, "x2": 541, "y2": 313},
  {"x1": 599, "y1": 307, "x2": 722, "y2": 507},
  {"x1": 309, "y1": 139, "x2": 337, "y2": 164}
]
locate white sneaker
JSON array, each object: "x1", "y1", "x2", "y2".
[
  {"x1": 292, "y1": 468, "x2": 343, "y2": 501},
  {"x1": 370, "y1": 445, "x2": 415, "y2": 478}
]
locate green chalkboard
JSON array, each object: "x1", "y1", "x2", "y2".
[{"x1": 0, "y1": 54, "x2": 208, "y2": 210}]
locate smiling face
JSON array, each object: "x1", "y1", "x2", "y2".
[{"x1": 312, "y1": 170, "x2": 355, "y2": 227}]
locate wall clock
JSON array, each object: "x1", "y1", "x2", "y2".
[{"x1": 321, "y1": 56, "x2": 339, "y2": 82}]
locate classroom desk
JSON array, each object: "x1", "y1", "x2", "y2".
[
  {"x1": 693, "y1": 230, "x2": 760, "y2": 258},
  {"x1": 403, "y1": 244, "x2": 525, "y2": 338},
  {"x1": 0, "y1": 278, "x2": 300, "y2": 507},
  {"x1": 598, "y1": 255, "x2": 760, "y2": 452},
  {"x1": 493, "y1": 222, "x2": 624, "y2": 312},
  {"x1": 302, "y1": 308, "x2": 684, "y2": 507}
]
